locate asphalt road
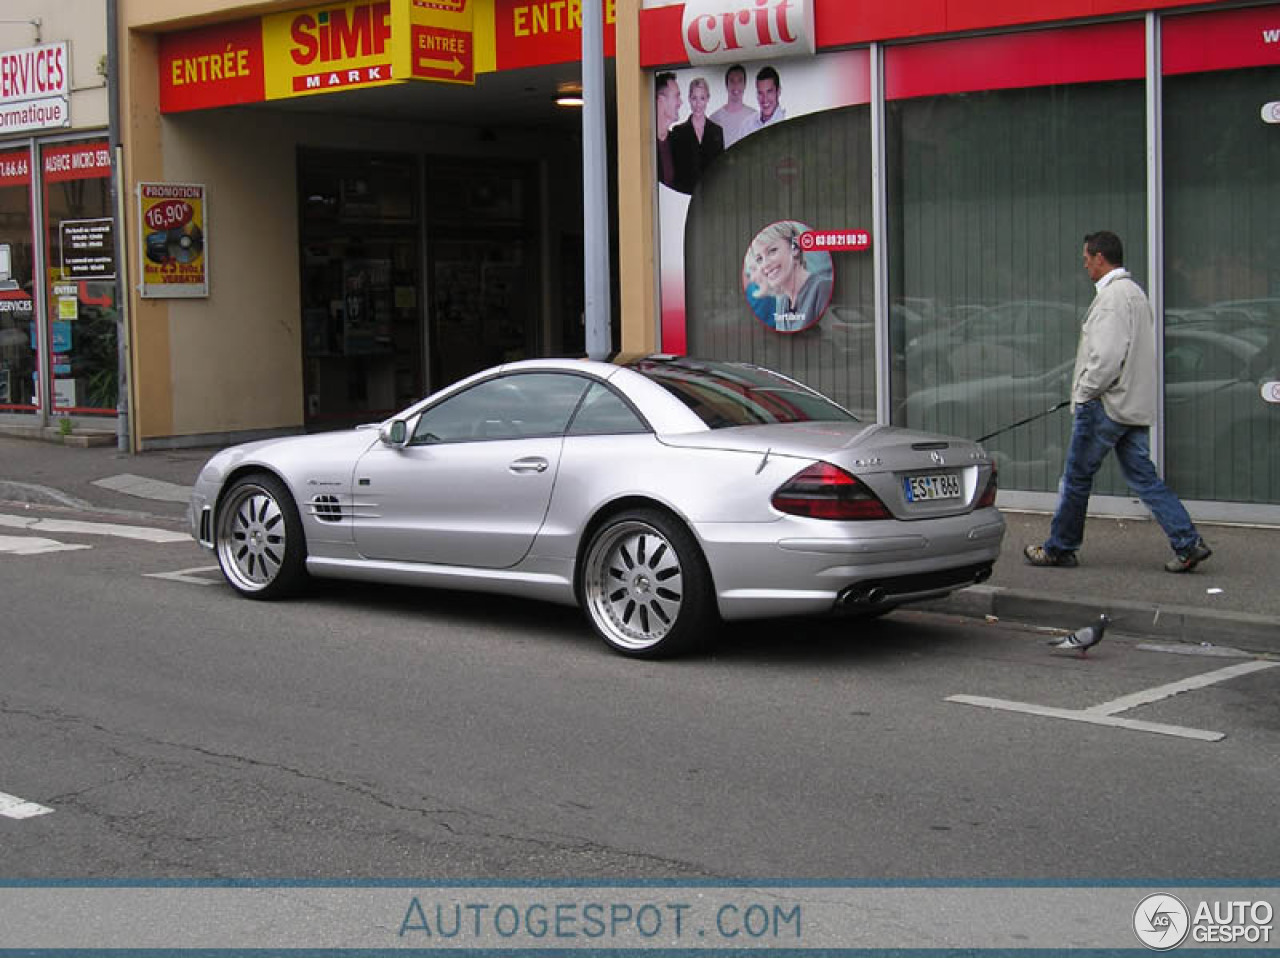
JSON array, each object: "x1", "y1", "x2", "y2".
[{"x1": 2, "y1": 503, "x2": 1278, "y2": 880}]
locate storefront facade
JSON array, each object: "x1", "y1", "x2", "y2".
[
  {"x1": 114, "y1": 0, "x2": 617, "y2": 443},
  {"x1": 0, "y1": 3, "x2": 120, "y2": 434},
  {"x1": 622, "y1": 0, "x2": 1280, "y2": 523}
]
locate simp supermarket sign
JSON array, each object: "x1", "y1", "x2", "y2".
[{"x1": 0, "y1": 43, "x2": 70, "y2": 133}]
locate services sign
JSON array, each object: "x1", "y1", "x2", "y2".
[
  {"x1": 0, "y1": 43, "x2": 70, "y2": 133},
  {"x1": 137, "y1": 183, "x2": 209, "y2": 299}
]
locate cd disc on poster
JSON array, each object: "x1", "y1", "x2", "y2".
[{"x1": 167, "y1": 223, "x2": 204, "y2": 263}]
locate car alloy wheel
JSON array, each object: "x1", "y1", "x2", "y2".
[
  {"x1": 580, "y1": 509, "x2": 713, "y2": 657},
  {"x1": 215, "y1": 474, "x2": 307, "y2": 599}
]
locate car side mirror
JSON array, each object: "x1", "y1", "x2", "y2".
[{"x1": 380, "y1": 419, "x2": 408, "y2": 447}]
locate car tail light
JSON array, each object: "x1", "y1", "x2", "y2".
[
  {"x1": 976, "y1": 463, "x2": 998, "y2": 509},
  {"x1": 772, "y1": 462, "x2": 892, "y2": 520}
]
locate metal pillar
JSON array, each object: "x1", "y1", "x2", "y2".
[{"x1": 581, "y1": 0, "x2": 613, "y2": 360}]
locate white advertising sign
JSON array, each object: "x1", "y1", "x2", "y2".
[
  {"x1": 1262, "y1": 101, "x2": 1280, "y2": 124},
  {"x1": 1262, "y1": 381, "x2": 1280, "y2": 404},
  {"x1": 0, "y1": 43, "x2": 71, "y2": 133},
  {"x1": 682, "y1": 0, "x2": 814, "y2": 66}
]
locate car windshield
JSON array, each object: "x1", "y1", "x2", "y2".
[{"x1": 627, "y1": 357, "x2": 858, "y2": 429}]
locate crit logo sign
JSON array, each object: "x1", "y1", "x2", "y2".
[
  {"x1": 681, "y1": 0, "x2": 814, "y2": 66},
  {"x1": 1134, "y1": 894, "x2": 1190, "y2": 950}
]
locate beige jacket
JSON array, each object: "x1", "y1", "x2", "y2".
[{"x1": 1071, "y1": 269, "x2": 1157, "y2": 425}]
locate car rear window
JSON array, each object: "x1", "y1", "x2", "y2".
[{"x1": 627, "y1": 357, "x2": 858, "y2": 428}]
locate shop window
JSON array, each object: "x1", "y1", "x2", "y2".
[
  {"x1": 886, "y1": 24, "x2": 1145, "y2": 496},
  {"x1": 0, "y1": 149, "x2": 36, "y2": 413},
  {"x1": 42, "y1": 140, "x2": 117, "y2": 416},
  {"x1": 1162, "y1": 5, "x2": 1280, "y2": 505},
  {"x1": 684, "y1": 106, "x2": 875, "y2": 418}
]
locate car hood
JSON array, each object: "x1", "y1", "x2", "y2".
[{"x1": 658, "y1": 421, "x2": 990, "y2": 470}]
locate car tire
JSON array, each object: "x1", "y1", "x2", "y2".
[
  {"x1": 579, "y1": 508, "x2": 716, "y2": 658},
  {"x1": 214, "y1": 473, "x2": 308, "y2": 600}
]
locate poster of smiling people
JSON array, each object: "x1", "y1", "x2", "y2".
[{"x1": 653, "y1": 0, "x2": 870, "y2": 351}]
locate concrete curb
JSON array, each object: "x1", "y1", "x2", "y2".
[{"x1": 924, "y1": 585, "x2": 1280, "y2": 655}]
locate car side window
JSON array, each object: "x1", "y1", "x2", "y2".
[
  {"x1": 567, "y1": 383, "x2": 649, "y2": 436},
  {"x1": 410, "y1": 373, "x2": 589, "y2": 444}
]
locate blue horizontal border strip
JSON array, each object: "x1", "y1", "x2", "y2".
[
  {"x1": 8, "y1": 951, "x2": 1279, "y2": 958},
  {"x1": 1, "y1": 878, "x2": 1278, "y2": 888}
]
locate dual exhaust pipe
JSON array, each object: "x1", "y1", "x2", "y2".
[{"x1": 838, "y1": 564, "x2": 993, "y2": 608}]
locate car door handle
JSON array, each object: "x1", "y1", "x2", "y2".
[{"x1": 509, "y1": 457, "x2": 549, "y2": 474}]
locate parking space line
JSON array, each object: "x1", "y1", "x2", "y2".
[
  {"x1": 1086, "y1": 660, "x2": 1278, "y2": 716},
  {"x1": 144, "y1": 565, "x2": 221, "y2": 585},
  {"x1": 0, "y1": 790, "x2": 54, "y2": 820},
  {"x1": 947, "y1": 659, "x2": 1278, "y2": 742},
  {"x1": 947, "y1": 695, "x2": 1226, "y2": 742}
]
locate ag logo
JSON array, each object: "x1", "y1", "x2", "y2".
[{"x1": 1134, "y1": 894, "x2": 1190, "y2": 950}]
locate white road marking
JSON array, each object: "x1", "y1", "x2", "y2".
[
  {"x1": 0, "y1": 514, "x2": 189, "y2": 543},
  {"x1": 0, "y1": 790, "x2": 54, "y2": 819},
  {"x1": 948, "y1": 659, "x2": 1279, "y2": 742},
  {"x1": 93, "y1": 473, "x2": 193, "y2": 503},
  {"x1": 1085, "y1": 660, "x2": 1278, "y2": 715},
  {"x1": 0, "y1": 534, "x2": 91, "y2": 556},
  {"x1": 947, "y1": 695, "x2": 1227, "y2": 742},
  {"x1": 144, "y1": 565, "x2": 221, "y2": 585}
]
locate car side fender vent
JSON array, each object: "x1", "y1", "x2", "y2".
[{"x1": 311, "y1": 495, "x2": 343, "y2": 522}]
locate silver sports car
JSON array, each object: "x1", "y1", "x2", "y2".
[{"x1": 189, "y1": 356, "x2": 1004, "y2": 657}]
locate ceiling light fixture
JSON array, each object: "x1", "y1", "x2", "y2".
[{"x1": 556, "y1": 82, "x2": 583, "y2": 108}]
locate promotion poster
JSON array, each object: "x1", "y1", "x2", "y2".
[
  {"x1": 655, "y1": 50, "x2": 869, "y2": 351},
  {"x1": 138, "y1": 183, "x2": 208, "y2": 298}
]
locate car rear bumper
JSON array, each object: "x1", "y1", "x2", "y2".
[{"x1": 694, "y1": 510, "x2": 1005, "y2": 620}]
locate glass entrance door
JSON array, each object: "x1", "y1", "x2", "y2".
[
  {"x1": 298, "y1": 150, "x2": 421, "y2": 429},
  {"x1": 430, "y1": 235, "x2": 534, "y2": 386},
  {"x1": 426, "y1": 161, "x2": 538, "y2": 387}
]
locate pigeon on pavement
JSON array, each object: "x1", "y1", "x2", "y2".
[{"x1": 1048, "y1": 613, "x2": 1110, "y2": 656}]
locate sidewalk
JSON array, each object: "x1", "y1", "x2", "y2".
[{"x1": 2, "y1": 434, "x2": 1277, "y2": 653}]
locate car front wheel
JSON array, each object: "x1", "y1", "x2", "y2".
[
  {"x1": 579, "y1": 509, "x2": 715, "y2": 658},
  {"x1": 214, "y1": 473, "x2": 307, "y2": 599}
]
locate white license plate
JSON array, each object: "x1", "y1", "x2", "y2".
[{"x1": 904, "y1": 473, "x2": 961, "y2": 502}]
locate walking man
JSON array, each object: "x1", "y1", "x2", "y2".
[{"x1": 1024, "y1": 231, "x2": 1212, "y2": 573}]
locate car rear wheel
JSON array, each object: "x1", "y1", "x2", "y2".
[
  {"x1": 215, "y1": 473, "x2": 307, "y2": 599},
  {"x1": 580, "y1": 509, "x2": 715, "y2": 658}
]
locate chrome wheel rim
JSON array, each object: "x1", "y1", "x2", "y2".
[
  {"x1": 216, "y1": 484, "x2": 287, "y2": 593},
  {"x1": 584, "y1": 520, "x2": 684, "y2": 651}
]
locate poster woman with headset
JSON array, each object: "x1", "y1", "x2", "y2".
[{"x1": 743, "y1": 221, "x2": 833, "y2": 332}]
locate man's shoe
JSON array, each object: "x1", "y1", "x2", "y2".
[
  {"x1": 1165, "y1": 539, "x2": 1212, "y2": 574},
  {"x1": 1023, "y1": 544, "x2": 1079, "y2": 568}
]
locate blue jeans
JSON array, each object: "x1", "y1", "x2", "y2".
[{"x1": 1046, "y1": 399, "x2": 1200, "y2": 556}]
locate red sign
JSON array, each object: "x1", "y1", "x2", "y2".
[
  {"x1": 159, "y1": 19, "x2": 265, "y2": 113},
  {"x1": 0, "y1": 149, "x2": 31, "y2": 187},
  {"x1": 1163, "y1": 5, "x2": 1280, "y2": 75},
  {"x1": 884, "y1": 21, "x2": 1143, "y2": 100},
  {"x1": 42, "y1": 142, "x2": 111, "y2": 183},
  {"x1": 799, "y1": 230, "x2": 871, "y2": 252},
  {"x1": 411, "y1": 24, "x2": 474, "y2": 81},
  {"x1": 495, "y1": 0, "x2": 616, "y2": 70}
]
